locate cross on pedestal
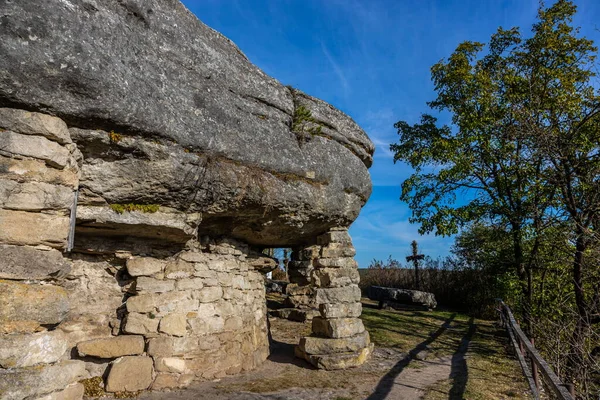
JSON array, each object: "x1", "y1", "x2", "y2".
[{"x1": 406, "y1": 240, "x2": 424, "y2": 290}]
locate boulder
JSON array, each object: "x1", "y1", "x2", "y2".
[
  {"x1": 0, "y1": 330, "x2": 68, "y2": 368},
  {"x1": 0, "y1": 244, "x2": 71, "y2": 280},
  {"x1": 105, "y1": 356, "x2": 154, "y2": 392},
  {"x1": 77, "y1": 335, "x2": 145, "y2": 358},
  {"x1": 0, "y1": 360, "x2": 86, "y2": 400},
  {"x1": 0, "y1": 280, "x2": 69, "y2": 325},
  {"x1": 0, "y1": 0, "x2": 373, "y2": 247},
  {"x1": 368, "y1": 286, "x2": 437, "y2": 309}
]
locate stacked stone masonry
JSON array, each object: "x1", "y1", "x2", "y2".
[
  {"x1": 0, "y1": 109, "x2": 273, "y2": 398},
  {"x1": 294, "y1": 228, "x2": 373, "y2": 370}
]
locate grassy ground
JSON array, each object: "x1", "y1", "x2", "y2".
[{"x1": 361, "y1": 300, "x2": 532, "y2": 399}]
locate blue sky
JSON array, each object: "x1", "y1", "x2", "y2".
[{"x1": 182, "y1": 0, "x2": 600, "y2": 268}]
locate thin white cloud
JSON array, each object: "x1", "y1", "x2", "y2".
[{"x1": 320, "y1": 41, "x2": 349, "y2": 93}]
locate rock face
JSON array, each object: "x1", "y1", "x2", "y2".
[
  {"x1": 368, "y1": 286, "x2": 438, "y2": 310},
  {"x1": 0, "y1": 0, "x2": 373, "y2": 247},
  {"x1": 0, "y1": 0, "x2": 374, "y2": 395}
]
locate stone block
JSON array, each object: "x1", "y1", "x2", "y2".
[
  {"x1": 0, "y1": 280, "x2": 69, "y2": 325},
  {"x1": 0, "y1": 330, "x2": 68, "y2": 368},
  {"x1": 315, "y1": 257, "x2": 358, "y2": 269},
  {"x1": 319, "y1": 302, "x2": 362, "y2": 318},
  {"x1": 299, "y1": 331, "x2": 370, "y2": 355},
  {"x1": 159, "y1": 313, "x2": 187, "y2": 336},
  {"x1": 34, "y1": 383, "x2": 84, "y2": 400},
  {"x1": 165, "y1": 259, "x2": 194, "y2": 279},
  {"x1": 126, "y1": 257, "x2": 165, "y2": 277},
  {"x1": 312, "y1": 267, "x2": 359, "y2": 288},
  {"x1": 0, "y1": 244, "x2": 71, "y2": 280},
  {"x1": 0, "y1": 320, "x2": 41, "y2": 334},
  {"x1": 320, "y1": 242, "x2": 356, "y2": 258},
  {"x1": 0, "y1": 108, "x2": 72, "y2": 144},
  {"x1": 0, "y1": 156, "x2": 78, "y2": 188},
  {"x1": 136, "y1": 276, "x2": 175, "y2": 293},
  {"x1": 315, "y1": 285, "x2": 361, "y2": 304},
  {"x1": 296, "y1": 343, "x2": 373, "y2": 370},
  {"x1": 105, "y1": 356, "x2": 154, "y2": 392},
  {"x1": 316, "y1": 230, "x2": 352, "y2": 246},
  {"x1": 77, "y1": 335, "x2": 145, "y2": 358},
  {"x1": 0, "y1": 179, "x2": 74, "y2": 211},
  {"x1": 127, "y1": 293, "x2": 157, "y2": 313},
  {"x1": 146, "y1": 336, "x2": 174, "y2": 357},
  {"x1": 155, "y1": 357, "x2": 187, "y2": 373},
  {"x1": 176, "y1": 278, "x2": 204, "y2": 290},
  {"x1": 188, "y1": 315, "x2": 224, "y2": 335},
  {"x1": 123, "y1": 312, "x2": 159, "y2": 334},
  {"x1": 1, "y1": 130, "x2": 71, "y2": 168},
  {"x1": 195, "y1": 286, "x2": 223, "y2": 303},
  {"x1": 0, "y1": 360, "x2": 86, "y2": 400},
  {"x1": 312, "y1": 317, "x2": 365, "y2": 338},
  {"x1": 0, "y1": 210, "x2": 69, "y2": 248},
  {"x1": 179, "y1": 250, "x2": 207, "y2": 262}
]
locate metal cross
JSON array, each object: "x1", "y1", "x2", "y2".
[{"x1": 406, "y1": 240, "x2": 424, "y2": 290}]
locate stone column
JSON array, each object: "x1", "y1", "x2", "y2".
[
  {"x1": 0, "y1": 108, "x2": 86, "y2": 399},
  {"x1": 295, "y1": 228, "x2": 373, "y2": 370}
]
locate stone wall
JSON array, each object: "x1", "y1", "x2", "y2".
[
  {"x1": 0, "y1": 109, "x2": 273, "y2": 398},
  {"x1": 0, "y1": 108, "x2": 86, "y2": 399}
]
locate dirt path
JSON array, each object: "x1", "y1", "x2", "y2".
[{"x1": 135, "y1": 299, "x2": 531, "y2": 400}]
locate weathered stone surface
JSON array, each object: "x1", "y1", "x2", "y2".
[
  {"x1": 123, "y1": 312, "x2": 160, "y2": 334},
  {"x1": 320, "y1": 243, "x2": 356, "y2": 258},
  {"x1": 136, "y1": 277, "x2": 176, "y2": 293},
  {"x1": 151, "y1": 373, "x2": 181, "y2": 390},
  {"x1": 176, "y1": 278, "x2": 205, "y2": 290},
  {"x1": 368, "y1": 286, "x2": 437, "y2": 309},
  {"x1": 0, "y1": 330, "x2": 68, "y2": 368},
  {"x1": 0, "y1": 108, "x2": 72, "y2": 144},
  {"x1": 319, "y1": 302, "x2": 362, "y2": 319},
  {"x1": 0, "y1": 1, "x2": 373, "y2": 246},
  {"x1": 315, "y1": 257, "x2": 358, "y2": 269},
  {"x1": 159, "y1": 313, "x2": 187, "y2": 336},
  {"x1": 317, "y1": 230, "x2": 352, "y2": 246},
  {"x1": 77, "y1": 335, "x2": 145, "y2": 358},
  {"x1": 126, "y1": 257, "x2": 165, "y2": 277},
  {"x1": 155, "y1": 357, "x2": 187, "y2": 373},
  {"x1": 0, "y1": 131, "x2": 71, "y2": 168},
  {"x1": 76, "y1": 206, "x2": 200, "y2": 244},
  {"x1": 0, "y1": 156, "x2": 78, "y2": 188},
  {"x1": 296, "y1": 342, "x2": 373, "y2": 370},
  {"x1": 34, "y1": 383, "x2": 85, "y2": 400},
  {"x1": 0, "y1": 244, "x2": 71, "y2": 280},
  {"x1": 0, "y1": 280, "x2": 69, "y2": 325},
  {"x1": 0, "y1": 180, "x2": 74, "y2": 211},
  {"x1": 0, "y1": 210, "x2": 69, "y2": 248},
  {"x1": 196, "y1": 286, "x2": 223, "y2": 303},
  {"x1": 0, "y1": 360, "x2": 86, "y2": 400},
  {"x1": 312, "y1": 317, "x2": 365, "y2": 338},
  {"x1": 105, "y1": 356, "x2": 154, "y2": 392},
  {"x1": 312, "y1": 267, "x2": 360, "y2": 288},
  {"x1": 0, "y1": 320, "x2": 41, "y2": 334},
  {"x1": 315, "y1": 285, "x2": 362, "y2": 304},
  {"x1": 299, "y1": 331, "x2": 370, "y2": 355},
  {"x1": 147, "y1": 336, "x2": 174, "y2": 357},
  {"x1": 165, "y1": 259, "x2": 194, "y2": 279}
]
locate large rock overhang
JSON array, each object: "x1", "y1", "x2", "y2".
[{"x1": 0, "y1": 0, "x2": 374, "y2": 247}]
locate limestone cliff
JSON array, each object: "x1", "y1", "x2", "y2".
[{"x1": 0, "y1": 0, "x2": 374, "y2": 247}]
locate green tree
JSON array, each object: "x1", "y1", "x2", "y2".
[{"x1": 391, "y1": 0, "x2": 600, "y2": 387}]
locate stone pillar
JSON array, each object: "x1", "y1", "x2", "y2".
[
  {"x1": 0, "y1": 108, "x2": 86, "y2": 399},
  {"x1": 295, "y1": 227, "x2": 373, "y2": 370}
]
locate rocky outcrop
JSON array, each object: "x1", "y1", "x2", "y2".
[
  {"x1": 0, "y1": 0, "x2": 374, "y2": 395},
  {"x1": 368, "y1": 286, "x2": 438, "y2": 310},
  {"x1": 0, "y1": 0, "x2": 373, "y2": 247}
]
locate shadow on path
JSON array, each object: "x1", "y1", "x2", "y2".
[
  {"x1": 448, "y1": 316, "x2": 476, "y2": 399},
  {"x1": 365, "y1": 313, "x2": 457, "y2": 400}
]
